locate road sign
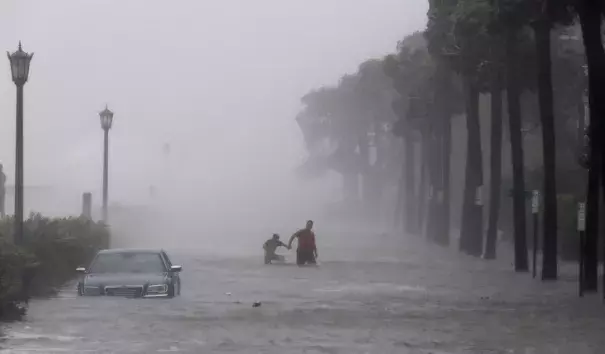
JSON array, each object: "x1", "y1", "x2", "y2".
[
  {"x1": 475, "y1": 186, "x2": 483, "y2": 206},
  {"x1": 578, "y1": 202, "x2": 586, "y2": 231},
  {"x1": 531, "y1": 190, "x2": 540, "y2": 214}
]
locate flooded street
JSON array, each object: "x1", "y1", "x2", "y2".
[
  {"x1": 0, "y1": 0, "x2": 600, "y2": 352},
  {"x1": 1, "y1": 232, "x2": 604, "y2": 353}
]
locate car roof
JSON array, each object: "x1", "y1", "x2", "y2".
[{"x1": 97, "y1": 248, "x2": 164, "y2": 255}]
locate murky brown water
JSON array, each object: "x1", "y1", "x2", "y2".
[{"x1": 1, "y1": 233, "x2": 604, "y2": 353}]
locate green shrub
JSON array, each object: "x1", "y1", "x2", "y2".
[
  {"x1": 0, "y1": 239, "x2": 36, "y2": 319},
  {"x1": 0, "y1": 214, "x2": 109, "y2": 320}
]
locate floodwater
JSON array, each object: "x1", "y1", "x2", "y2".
[{"x1": 1, "y1": 231, "x2": 604, "y2": 353}]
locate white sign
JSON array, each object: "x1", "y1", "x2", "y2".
[
  {"x1": 531, "y1": 190, "x2": 540, "y2": 214},
  {"x1": 578, "y1": 202, "x2": 586, "y2": 231},
  {"x1": 475, "y1": 185, "x2": 483, "y2": 206}
]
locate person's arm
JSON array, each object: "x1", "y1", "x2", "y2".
[
  {"x1": 287, "y1": 231, "x2": 299, "y2": 249},
  {"x1": 312, "y1": 233, "x2": 318, "y2": 257},
  {"x1": 278, "y1": 241, "x2": 288, "y2": 248},
  {"x1": 263, "y1": 241, "x2": 269, "y2": 251}
]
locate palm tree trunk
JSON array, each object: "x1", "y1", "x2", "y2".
[
  {"x1": 534, "y1": 17, "x2": 558, "y2": 281},
  {"x1": 359, "y1": 137, "x2": 371, "y2": 204},
  {"x1": 426, "y1": 136, "x2": 436, "y2": 242},
  {"x1": 578, "y1": 4, "x2": 605, "y2": 291},
  {"x1": 418, "y1": 134, "x2": 429, "y2": 234},
  {"x1": 394, "y1": 159, "x2": 405, "y2": 232},
  {"x1": 505, "y1": 28, "x2": 529, "y2": 272},
  {"x1": 439, "y1": 66, "x2": 452, "y2": 246},
  {"x1": 577, "y1": 101, "x2": 585, "y2": 155},
  {"x1": 584, "y1": 117, "x2": 600, "y2": 290},
  {"x1": 404, "y1": 134, "x2": 417, "y2": 234},
  {"x1": 459, "y1": 77, "x2": 484, "y2": 257},
  {"x1": 427, "y1": 133, "x2": 442, "y2": 243},
  {"x1": 485, "y1": 70, "x2": 504, "y2": 259}
]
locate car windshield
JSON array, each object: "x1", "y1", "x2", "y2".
[{"x1": 89, "y1": 252, "x2": 166, "y2": 274}]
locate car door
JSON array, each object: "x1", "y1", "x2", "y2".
[{"x1": 161, "y1": 251, "x2": 180, "y2": 295}]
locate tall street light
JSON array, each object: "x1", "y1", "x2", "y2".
[
  {"x1": 7, "y1": 42, "x2": 33, "y2": 245},
  {"x1": 99, "y1": 105, "x2": 114, "y2": 223}
]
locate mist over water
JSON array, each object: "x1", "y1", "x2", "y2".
[
  {"x1": 0, "y1": 0, "x2": 427, "y2": 257},
  {"x1": 123, "y1": 171, "x2": 342, "y2": 256}
]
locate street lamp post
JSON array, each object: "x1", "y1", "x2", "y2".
[
  {"x1": 99, "y1": 105, "x2": 114, "y2": 223},
  {"x1": 7, "y1": 42, "x2": 33, "y2": 245}
]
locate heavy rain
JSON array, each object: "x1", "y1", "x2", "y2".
[{"x1": 0, "y1": 0, "x2": 605, "y2": 353}]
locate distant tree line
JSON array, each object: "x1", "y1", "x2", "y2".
[{"x1": 295, "y1": 0, "x2": 605, "y2": 287}]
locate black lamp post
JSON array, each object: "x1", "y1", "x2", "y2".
[
  {"x1": 7, "y1": 42, "x2": 33, "y2": 245},
  {"x1": 99, "y1": 105, "x2": 114, "y2": 223}
]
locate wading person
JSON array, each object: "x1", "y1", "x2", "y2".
[
  {"x1": 263, "y1": 234, "x2": 288, "y2": 264},
  {"x1": 288, "y1": 220, "x2": 318, "y2": 266}
]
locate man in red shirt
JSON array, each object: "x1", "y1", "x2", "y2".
[{"x1": 288, "y1": 220, "x2": 318, "y2": 265}]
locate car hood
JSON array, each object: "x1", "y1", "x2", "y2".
[{"x1": 83, "y1": 273, "x2": 168, "y2": 287}]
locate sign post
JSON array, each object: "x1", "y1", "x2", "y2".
[
  {"x1": 475, "y1": 186, "x2": 483, "y2": 206},
  {"x1": 81, "y1": 192, "x2": 92, "y2": 219},
  {"x1": 531, "y1": 190, "x2": 540, "y2": 278},
  {"x1": 578, "y1": 202, "x2": 586, "y2": 297}
]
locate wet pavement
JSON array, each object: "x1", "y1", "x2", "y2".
[{"x1": 1, "y1": 231, "x2": 604, "y2": 353}]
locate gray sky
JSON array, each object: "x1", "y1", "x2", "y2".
[{"x1": 0, "y1": 0, "x2": 426, "y2": 228}]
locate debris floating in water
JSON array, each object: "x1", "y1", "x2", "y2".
[
  {"x1": 225, "y1": 292, "x2": 232, "y2": 296},
  {"x1": 252, "y1": 301, "x2": 261, "y2": 308}
]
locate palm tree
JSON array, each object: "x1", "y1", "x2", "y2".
[
  {"x1": 485, "y1": 66, "x2": 504, "y2": 259},
  {"x1": 532, "y1": 5, "x2": 558, "y2": 280},
  {"x1": 504, "y1": 26, "x2": 530, "y2": 272},
  {"x1": 575, "y1": 0, "x2": 605, "y2": 291}
]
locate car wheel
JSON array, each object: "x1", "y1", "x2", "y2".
[{"x1": 167, "y1": 283, "x2": 175, "y2": 298}]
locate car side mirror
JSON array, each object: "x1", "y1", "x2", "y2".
[
  {"x1": 76, "y1": 267, "x2": 87, "y2": 273},
  {"x1": 170, "y1": 265, "x2": 182, "y2": 273}
]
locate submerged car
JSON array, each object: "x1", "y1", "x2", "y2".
[{"x1": 77, "y1": 248, "x2": 182, "y2": 298}]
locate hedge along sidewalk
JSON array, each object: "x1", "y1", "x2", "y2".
[{"x1": 0, "y1": 213, "x2": 109, "y2": 320}]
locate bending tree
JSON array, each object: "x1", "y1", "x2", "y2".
[
  {"x1": 574, "y1": 0, "x2": 605, "y2": 291},
  {"x1": 499, "y1": 0, "x2": 534, "y2": 271},
  {"x1": 425, "y1": 0, "x2": 457, "y2": 246},
  {"x1": 449, "y1": 0, "x2": 495, "y2": 256},
  {"x1": 531, "y1": 0, "x2": 575, "y2": 280},
  {"x1": 484, "y1": 0, "x2": 507, "y2": 259},
  {"x1": 384, "y1": 33, "x2": 436, "y2": 235}
]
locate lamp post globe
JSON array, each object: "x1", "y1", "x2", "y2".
[
  {"x1": 99, "y1": 105, "x2": 114, "y2": 131},
  {"x1": 6, "y1": 42, "x2": 33, "y2": 245},
  {"x1": 7, "y1": 41, "x2": 33, "y2": 86}
]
